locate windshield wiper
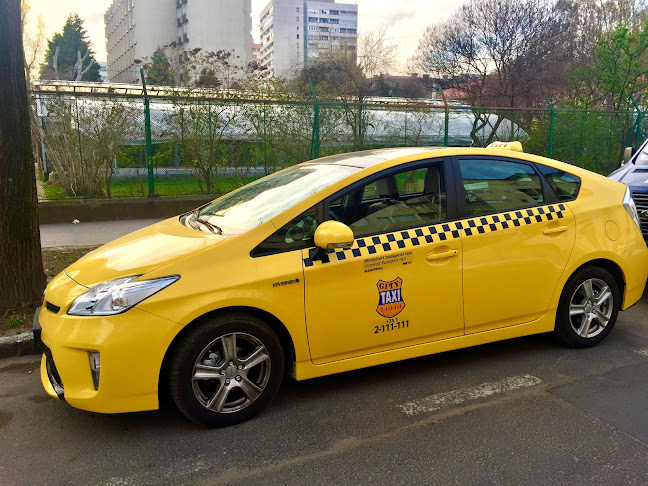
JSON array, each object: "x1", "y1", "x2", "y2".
[{"x1": 193, "y1": 210, "x2": 223, "y2": 235}]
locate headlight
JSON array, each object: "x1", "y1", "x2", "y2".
[
  {"x1": 623, "y1": 187, "x2": 642, "y2": 232},
  {"x1": 68, "y1": 275, "x2": 179, "y2": 316}
]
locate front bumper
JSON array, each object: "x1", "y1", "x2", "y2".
[
  {"x1": 37, "y1": 273, "x2": 183, "y2": 414},
  {"x1": 33, "y1": 308, "x2": 64, "y2": 400}
]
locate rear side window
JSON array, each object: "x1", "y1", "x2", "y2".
[
  {"x1": 458, "y1": 159, "x2": 544, "y2": 217},
  {"x1": 537, "y1": 165, "x2": 581, "y2": 201}
]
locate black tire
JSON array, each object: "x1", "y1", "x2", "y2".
[
  {"x1": 553, "y1": 266, "x2": 620, "y2": 348},
  {"x1": 168, "y1": 312, "x2": 284, "y2": 427}
]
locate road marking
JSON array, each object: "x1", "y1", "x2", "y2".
[
  {"x1": 398, "y1": 374, "x2": 543, "y2": 416},
  {"x1": 635, "y1": 349, "x2": 648, "y2": 357}
]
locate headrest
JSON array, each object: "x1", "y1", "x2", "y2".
[
  {"x1": 424, "y1": 167, "x2": 441, "y2": 194},
  {"x1": 376, "y1": 176, "x2": 398, "y2": 197}
]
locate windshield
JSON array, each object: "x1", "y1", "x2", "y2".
[
  {"x1": 634, "y1": 139, "x2": 648, "y2": 165},
  {"x1": 193, "y1": 164, "x2": 359, "y2": 234}
]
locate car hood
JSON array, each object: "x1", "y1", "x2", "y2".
[
  {"x1": 64, "y1": 217, "x2": 228, "y2": 288},
  {"x1": 609, "y1": 163, "x2": 648, "y2": 190}
]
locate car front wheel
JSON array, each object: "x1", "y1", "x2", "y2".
[
  {"x1": 554, "y1": 266, "x2": 620, "y2": 348},
  {"x1": 168, "y1": 313, "x2": 284, "y2": 427}
]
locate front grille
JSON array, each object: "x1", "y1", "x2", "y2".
[
  {"x1": 631, "y1": 192, "x2": 648, "y2": 240},
  {"x1": 45, "y1": 301, "x2": 61, "y2": 314}
]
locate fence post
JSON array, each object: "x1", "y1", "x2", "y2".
[
  {"x1": 630, "y1": 94, "x2": 642, "y2": 147},
  {"x1": 263, "y1": 101, "x2": 268, "y2": 175},
  {"x1": 434, "y1": 84, "x2": 449, "y2": 146},
  {"x1": 404, "y1": 109, "x2": 408, "y2": 146},
  {"x1": 140, "y1": 68, "x2": 155, "y2": 197},
  {"x1": 308, "y1": 78, "x2": 320, "y2": 159},
  {"x1": 542, "y1": 92, "x2": 554, "y2": 158},
  {"x1": 73, "y1": 97, "x2": 86, "y2": 197}
]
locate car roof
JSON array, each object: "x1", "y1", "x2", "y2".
[{"x1": 310, "y1": 147, "x2": 446, "y2": 168}]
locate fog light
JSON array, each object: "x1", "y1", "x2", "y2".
[{"x1": 88, "y1": 352, "x2": 100, "y2": 391}]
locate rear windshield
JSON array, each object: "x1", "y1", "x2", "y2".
[{"x1": 192, "y1": 164, "x2": 359, "y2": 234}]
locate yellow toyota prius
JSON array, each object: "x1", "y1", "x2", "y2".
[{"x1": 35, "y1": 144, "x2": 648, "y2": 426}]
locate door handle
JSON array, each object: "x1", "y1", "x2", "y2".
[
  {"x1": 543, "y1": 226, "x2": 568, "y2": 235},
  {"x1": 426, "y1": 249, "x2": 458, "y2": 261}
]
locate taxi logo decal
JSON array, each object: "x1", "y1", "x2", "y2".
[
  {"x1": 376, "y1": 277, "x2": 405, "y2": 318},
  {"x1": 303, "y1": 203, "x2": 566, "y2": 268}
]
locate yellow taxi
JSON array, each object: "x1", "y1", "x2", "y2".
[{"x1": 35, "y1": 144, "x2": 648, "y2": 426}]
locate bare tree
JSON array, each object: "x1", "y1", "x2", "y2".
[
  {"x1": 414, "y1": 0, "x2": 569, "y2": 107},
  {"x1": 21, "y1": 0, "x2": 45, "y2": 85},
  {"x1": 0, "y1": 0, "x2": 46, "y2": 312},
  {"x1": 74, "y1": 48, "x2": 96, "y2": 81},
  {"x1": 412, "y1": 0, "x2": 570, "y2": 144},
  {"x1": 167, "y1": 95, "x2": 244, "y2": 194},
  {"x1": 299, "y1": 25, "x2": 399, "y2": 150},
  {"x1": 40, "y1": 97, "x2": 141, "y2": 197}
]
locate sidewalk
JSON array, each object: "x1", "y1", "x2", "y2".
[{"x1": 40, "y1": 218, "x2": 164, "y2": 248}]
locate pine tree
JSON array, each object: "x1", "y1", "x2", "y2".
[
  {"x1": 40, "y1": 13, "x2": 101, "y2": 81},
  {"x1": 145, "y1": 47, "x2": 174, "y2": 86}
]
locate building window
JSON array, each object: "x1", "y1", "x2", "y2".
[
  {"x1": 297, "y1": 34, "x2": 300, "y2": 39},
  {"x1": 297, "y1": 16, "x2": 299, "y2": 21}
]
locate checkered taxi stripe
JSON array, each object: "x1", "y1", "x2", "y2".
[{"x1": 303, "y1": 204, "x2": 566, "y2": 267}]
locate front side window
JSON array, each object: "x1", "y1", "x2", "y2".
[
  {"x1": 251, "y1": 207, "x2": 319, "y2": 257},
  {"x1": 459, "y1": 159, "x2": 544, "y2": 217},
  {"x1": 329, "y1": 163, "x2": 447, "y2": 238},
  {"x1": 191, "y1": 164, "x2": 358, "y2": 235}
]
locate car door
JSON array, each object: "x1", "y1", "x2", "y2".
[
  {"x1": 455, "y1": 156, "x2": 576, "y2": 334},
  {"x1": 303, "y1": 159, "x2": 465, "y2": 364}
]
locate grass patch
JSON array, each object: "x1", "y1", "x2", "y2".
[
  {"x1": 0, "y1": 246, "x2": 98, "y2": 337},
  {"x1": 41, "y1": 175, "x2": 261, "y2": 200},
  {"x1": 42, "y1": 183, "x2": 67, "y2": 200}
]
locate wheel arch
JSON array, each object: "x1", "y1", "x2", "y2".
[
  {"x1": 158, "y1": 306, "x2": 297, "y2": 404},
  {"x1": 560, "y1": 258, "x2": 626, "y2": 304}
]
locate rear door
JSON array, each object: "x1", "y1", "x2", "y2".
[{"x1": 455, "y1": 156, "x2": 576, "y2": 334}]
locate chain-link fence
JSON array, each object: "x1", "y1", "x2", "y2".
[{"x1": 31, "y1": 87, "x2": 645, "y2": 200}]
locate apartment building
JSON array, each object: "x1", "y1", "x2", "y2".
[
  {"x1": 105, "y1": 0, "x2": 176, "y2": 83},
  {"x1": 259, "y1": 0, "x2": 358, "y2": 79},
  {"x1": 105, "y1": 0, "x2": 253, "y2": 84},
  {"x1": 176, "y1": 0, "x2": 252, "y2": 65}
]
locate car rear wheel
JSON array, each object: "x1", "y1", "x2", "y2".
[
  {"x1": 168, "y1": 313, "x2": 284, "y2": 427},
  {"x1": 554, "y1": 266, "x2": 620, "y2": 348}
]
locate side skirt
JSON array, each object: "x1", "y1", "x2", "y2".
[{"x1": 294, "y1": 311, "x2": 556, "y2": 381}]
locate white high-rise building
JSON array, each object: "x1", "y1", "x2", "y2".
[
  {"x1": 105, "y1": 0, "x2": 176, "y2": 83},
  {"x1": 259, "y1": 0, "x2": 358, "y2": 79},
  {"x1": 105, "y1": 0, "x2": 253, "y2": 84},
  {"x1": 176, "y1": 0, "x2": 252, "y2": 65}
]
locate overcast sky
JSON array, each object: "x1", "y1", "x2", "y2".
[{"x1": 25, "y1": 0, "x2": 463, "y2": 72}]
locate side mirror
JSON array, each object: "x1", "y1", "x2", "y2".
[
  {"x1": 314, "y1": 221, "x2": 354, "y2": 250},
  {"x1": 623, "y1": 146, "x2": 636, "y2": 166}
]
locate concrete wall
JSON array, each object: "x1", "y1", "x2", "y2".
[{"x1": 39, "y1": 195, "x2": 217, "y2": 224}]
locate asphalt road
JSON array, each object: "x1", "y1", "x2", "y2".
[
  {"x1": 40, "y1": 219, "x2": 163, "y2": 248},
  {"x1": 2, "y1": 291, "x2": 648, "y2": 485}
]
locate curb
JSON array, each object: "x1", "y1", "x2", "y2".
[{"x1": 0, "y1": 332, "x2": 40, "y2": 360}]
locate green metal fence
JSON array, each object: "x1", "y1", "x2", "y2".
[{"x1": 31, "y1": 85, "x2": 645, "y2": 200}]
